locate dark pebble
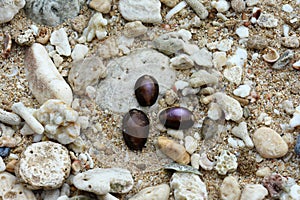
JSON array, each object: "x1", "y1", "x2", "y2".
[
  {"x1": 294, "y1": 135, "x2": 300, "y2": 156},
  {"x1": 0, "y1": 147, "x2": 11, "y2": 158}
]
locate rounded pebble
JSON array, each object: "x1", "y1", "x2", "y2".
[
  {"x1": 0, "y1": 147, "x2": 10, "y2": 158},
  {"x1": 220, "y1": 176, "x2": 241, "y2": 200}
]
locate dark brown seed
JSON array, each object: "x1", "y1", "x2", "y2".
[
  {"x1": 134, "y1": 75, "x2": 159, "y2": 106},
  {"x1": 159, "y1": 107, "x2": 194, "y2": 130},
  {"x1": 122, "y1": 109, "x2": 150, "y2": 150}
]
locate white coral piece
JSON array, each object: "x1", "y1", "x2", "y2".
[
  {"x1": 34, "y1": 99, "x2": 80, "y2": 144},
  {"x1": 215, "y1": 150, "x2": 238, "y2": 175},
  {"x1": 82, "y1": 12, "x2": 107, "y2": 42},
  {"x1": 0, "y1": 0, "x2": 26, "y2": 24}
]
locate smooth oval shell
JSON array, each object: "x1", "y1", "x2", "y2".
[
  {"x1": 134, "y1": 75, "x2": 159, "y2": 106},
  {"x1": 262, "y1": 47, "x2": 279, "y2": 63},
  {"x1": 159, "y1": 107, "x2": 194, "y2": 130},
  {"x1": 122, "y1": 109, "x2": 150, "y2": 150}
]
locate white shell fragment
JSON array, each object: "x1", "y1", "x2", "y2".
[
  {"x1": 34, "y1": 99, "x2": 80, "y2": 145},
  {"x1": 290, "y1": 106, "x2": 300, "y2": 128},
  {"x1": 232, "y1": 122, "x2": 254, "y2": 148},
  {"x1": 199, "y1": 152, "x2": 215, "y2": 170},
  {"x1": 262, "y1": 47, "x2": 280, "y2": 63},
  {"x1": 233, "y1": 84, "x2": 251, "y2": 98}
]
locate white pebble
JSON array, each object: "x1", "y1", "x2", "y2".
[
  {"x1": 167, "y1": 129, "x2": 184, "y2": 140},
  {"x1": 282, "y1": 4, "x2": 293, "y2": 13},
  {"x1": 0, "y1": 157, "x2": 5, "y2": 172},
  {"x1": 211, "y1": 0, "x2": 230, "y2": 13},
  {"x1": 233, "y1": 84, "x2": 251, "y2": 98},
  {"x1": 50, "y1": 28, "x2": 71, "y2": 56},
  {"x1": 191, "y1": 153, "x2": 200, "y2": 169},
  {"x1": 235, "y1": 26, "x2": 249, "y2": 38},
  {"x1": 289, "y1": 184, "x2": 300, "y2": 200},
  {"x1": 283, "y1": 24, "x2": 290, "y2": 37},
  {"x1": 184, "y1": 136, "x2": 198, "y2": 154},
  {"x1": 165, "y1": 1, "x2": 187, "y2": 20},
  {"x1": 71, "y1": 44, "x2": 89, "y2": 62}
]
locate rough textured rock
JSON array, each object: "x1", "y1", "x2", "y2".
[
  {"x1": 96, "y1": 49, "x2": 176, "y2": 113},
  {"x1": 220, "y1": 176, "x2": 241, "y2": 200},
  {"x1": 73, "y1": 168, "x2": 134, "y2": 195},
  {"x1": 69, "y1": 56, "x2": 107, "y2": 95},
  {"x1": 129, "y1": 184, "x2": 170, "y2": 200},
  {"x1": 240, "y1": 184, "x2": 268, "y2": 200},
  {"x1": 123, "y1": 21, "x2": 148, "y2": 38},
  {"x1": 0, "y1": 0, "x2": 25, "y2": 24},
  {"x1": 223, "y1": 66, "x2": 243, "y2": 85},
  {"x1": 89, "y1": 0, "x2": 112, "y2": 13},
  {"x1": 24, "y1": 43, "x2": 73, "y2": 105},
  {"x1": 215, "y1": 150, "x2": 238, "y2": 175},
  {"x1": 189, "y1": 70, "x2": 219, "y2": 88},
  {"x1": 0, "y1": 172, "x2": 36, "y2": 200},
  {"x1": 50, "y1": 28, "x2": 71, "y2": 56},
  {"x1": 170, "y1": 172, "x2": 208, "y2": 200},
  {"x1": 231, "y1": 122, "x2": 254, "y2": 148},
  {"x1": 231, "y1": 0, "x2": 246, "y2": 13},
  {"x1": 212, "y1": 92, "x2": 243, "y2": 122},
  {"x1": 34, "y1": 99, "x2": 80, "y2": 144},
  {"x1": 253, "y1": 127, "x2": 288, "y2": 158},
  {"x1": 170, "y1": 54, "x2": 194, "y2": 70},
  {"x1": 81, "y1": 12, "x2": 108, "y2": 42},
  {"x1": 191, "y1": 48, "x2": 213, "y2": 68},
  {"x1": 119, "y1": 0, "x2": 162, "y2": 23},
  {"x1": 16, "y1": 141, "x2": 71, "y2": 190},
  {"x1": 153, "y1": 32, "x2": 186, "y2": 56},
  {"x1": 24, "y1": 0, "x2": 81, "y2": 26}
]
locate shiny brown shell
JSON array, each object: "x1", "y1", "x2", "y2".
[
  {"x1": 134, "y1": 75, "x2": 159, "y2": 106},
  {"x1": 122, "y1": 109, "x2": 150, "y2": 150},
  {"x1": 159, "y1": 107, "x2": 194, "y2": 130}
]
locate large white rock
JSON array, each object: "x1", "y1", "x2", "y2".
[
  {"x1": 24, "y1": 43, "x2": 73, "y2": 105},
  {"x1": 119, "y1": 0, "x2": 162, "y2": 23},
  {"x1": 16, "y1": 141, "x2": 71, "y2": 190},
  {"x1": 129, "y1": 184, "x2": 170, "y2": 200},
  {"x1": 220, "y1": 176, "x2": 241, "y2": 200},
  {"x1": 50, "y1": 28, "x2": 71, "y2": 56},
  {"x1": 170, "y1": 172, "x2": 207, "y2": 200},
  {"x1": 73, "y1": 168, "x2": 134, "y2": 195},
  {"x1": 240, "y1": 184, "x2": 268, "y2": 200},
  {"x1": 0, "y1": 0, "x2": 25, "y2": 24}
]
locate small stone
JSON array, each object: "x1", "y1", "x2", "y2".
[
  {"x1": 160, "y1": 0, "x2": 180, "y2": 7},
  {"x1": 191, "y1": 153, "x2": 200, "y2": 169},
  {"x1": 71, "y1": 15, "x2": 89, "y2": 34},
  {"x1": 0, "y1": 108, "x2": 21, "y2": 126},
  {"x1": 0, "y1": 0, "x2": 25, "y2": 24},
  {"x1": 224, "y1": 66, "x2": 243, "y2": 85},
  {"x1": 153, "y1": 32, "x2": 185, "y2": 56},
  {"x1": 24, "y1": 43, "x2": 73, "y2": 105},
  {"x1": 89, "y1": 0, "x2": 112, "y2": 13},
  {"x1": 184, "y1": 136, "x2": 198, "y2": 154},
  {"x1": 171, "y1": 172, "x2": 207, "y2": 200},
  {"x1": 247, "y1": 36, "x2": 268, "y2": 50},
  {"x1": 235, "y1": 26, "x2": 249, "y2": 38},
  {"x1": 253, "y1": 127, "x2": 288, "y2": 158},
  {"x1": 213, "y1": 51, "x2": 227, "y2": 69},
  {"x1": 211, "y1": 0, "x2": 230, "y2": 13},
  {"x1": 207, "y1": 103, "x2": 223, "y2": 120},
  {"x1": 217, "y1": 39, "x2": 233, "y2": 52},
  {"x1": 71, "y1": 44, "x2": 89, "y2": 62},
  {"x1": 281, "y1": 36, "x2": 300, "y2": 48},
  {"x1": 289, "y1": 184, "x2": 300, "y2": 200},
  {"x1": 232, "y1": 122, "x2": 254, "y2": 148},
  {"x1": 220, "y1": 176, "x2": 241, "y2": 200},
  {"x1": 246, "y1": 0, "x2": 259, "y2": 6},
  {"x1": 215, "y1": 150, "x2": 238, "y2": 175},
  {"x1": 257, "y1": 13, "x2": 278, "y2": 28},
  {"x1": 233, "y1": 85, "x2": 251, "y2": 98},
  {"x1": 50, "y1": 28, "x2": 71, "y2": 56},
  {"x1": 82, "y1": 12, "x2": 108, "y2": 42},
  {"x1": 295, "y1": 135, "x2": 300, "y2": 156},
  {"x1": 98, "y1": 37, "x2": 119, "y2": 59},
  {"x1": 165, "y1": 89, "x2": 179, "y2": 105},
  {"x1": 282, "y1": 4, "x2": 293, "y2": 13},
  {"x1": 170, "y1": 54, "x2": 194, "y2": 70},
  {"x1": 226, "y1": 48, "x2": 247, "y2": 67},
  {"x1": 69, "y1": 56, "x2": 107, "y2": 95},
  {"x1": 0, "y1": 157, "x2": 5, "y2": 172},
  {"x1": 212, "y1": 92, "x2": 243, "y2": 122},
  {"x1": 199, "y1": 152, "x2": 215, "y2": 170},
  {"x1": 231, "y1": 0, "x2": 245, "y2": 13},
  {"x1": 190, "y1": 48, "x2": 213, "y2": 67},
  {"x1": 262, "y1": 174, "x2": 285, "y2": 198},
  {"x1": 52, "y1": 54, "x2": 64, "y2": 67},
  {"x1": 255, "y1": 167, "x2": 271, "y2": 177},
  {"x1": 123, "y1": 21, "x2": 148, "y2": 38},
  {"x1": 73, "y1": 168, "x2": 133, "y2": 195},
  {"x1": 15, "y1": 29, "x2": 35, "y2": 46},
  {"x1": 34, "y1": 99, "x2": 80, "y2": 145},
  {"x1": 0, "y1": 147, "x2": 10, "y2": 158},
  {"x1": 240, "y1": 184, "x2": 268, "y2": 200},
  {"x1": 129, "y1": 184, "x2": 170, "y2": 200},
  {"x1": 167, "y1": 129, "x2": 184, "y2": 140},
  {"x1": 272, "y1": 50, "x2": 294, "y2": 70},
  {"x1": 157, "y1": 136, "x2": 190, "y2": 164},
  {"x1": 119, "y1": 0, "x2": 162, "y2": 23},
  {"x1": 290, "y1": 106, "x2": 300, "y2": 128},
  {"x1": 16, "y1": 141, "x2": 71, "y2": 190},
  {"x1": 189, "y1": 70, "x2": 218, "y2": 88},
  {"x1": 184, "y1": 0, "x2": 208, "y2": 19}
]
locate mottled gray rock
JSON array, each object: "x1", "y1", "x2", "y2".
[
  {"x1": 96, "y1": 49, "x2": 176, "y2": 113},
  {"x1": 24, "y1": 0, "x2": 82, "y2": 26},
  {"x1": 24, "y1": 43, "x2": 73, "y2": 105},
  {"x1": 185, "y1": 0, "x2": 208, "y2": 19},
  {"x1": 247, "y1": 36, "x2": 269, "y2": 50},
  {"x1": 257, "y1": 13, "x2": 278, "y2": 28},
  {"x1": 129, "y1": 184, "x2": 170, "y2": 200},
  {"x1": 231, "y1": 0, "x2": 245, "y2": 13},
  {"x1": 170, "y1": 54, "x2": 194, "y2": 70},
  {"x1": 170, "y1": 172, "x2": 207, "y2": 200},
  {"x1": 73, "y1": 168, "x2": 133, "y2": 195},
  {"x1": 272, "y1": 50, "x2": 294, "y2": 70},
  {"x1": 189, "y1": 70, "x2": 218, "y2": 88},
  {"x1": 123, "y1": 21, "x2": 148, "y2": 38},
  {"x1": 0, "y1": 0, "x2": 25, "y2": 24},
  {"x1": 69, "y1": 56, "x2": 107, "y2": 95},
  {"x1": 0, "y1": 108, "x2": 21, "y2": 126},
  {"x1": 16, "y1": 141, "x2": 71, "y2": 190},
  {"x1": 153, "y1": 32, "x2": 185, "y2": 56},
  {"x1": 119, "y1": 0, "x2": 162, "y2": 23},
  {"x1": 191, "y1": 48, "x2": 213, "y2": 67}
]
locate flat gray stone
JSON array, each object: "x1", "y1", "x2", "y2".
[{"x1": 96, "y1": 48, "x2": 176, "y2": 113}]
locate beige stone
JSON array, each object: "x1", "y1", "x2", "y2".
[
  {"x1": 253, "y1": 127, "x2": 288, "y2": 158},
  {"x1": 157, "y1": 136, "x2": 190, "y2": 164},
  {"x1": 240, "y1": 184, "x2": 268, "y2": 200},
  {"x1": 89, "y1": 0, "x2": 112, "y2": 13},
  {"x1": 129, "y1": 184, "x2": 170, "y2": 200},
  {"x1": 220, "y1": 176, "x2": 241, "y2": 200}
]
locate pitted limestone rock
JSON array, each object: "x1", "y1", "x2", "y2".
[
  {"x1": 24, "y1": 0, "x2": 82, "y2": 26},
  {"x1": 34, "y1": 99, "x2": 80, "y2": 145},
  {"x1": 73, "y1": 168, "x2": 134, "y2": 195},
  {"x1": 129, "y1": 184, "x2": 170, "y2": 200},
  {"x1": 0, "y1": 0, "x2": 25, "y2": 24},
  {"x1": 16, "y1": 141, "x2": 71, "y2": 190},
  {"x1": 215, "y1": 150, "x2": 238, "y2": 175}
]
